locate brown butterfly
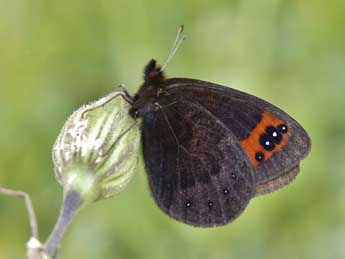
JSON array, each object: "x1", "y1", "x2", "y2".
[{"x1": 125, "y1": 26, "x2": 311, "y2": 227}]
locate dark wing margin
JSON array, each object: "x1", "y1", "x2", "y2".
[
  {"x1": 164, "y1": 78, "x2": 311, "y2": 195},
  {"x1": 142, "y1": 99, "x2": 255, "y2": 227}
]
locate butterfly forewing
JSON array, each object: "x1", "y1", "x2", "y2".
[
  {"x1": 164, "y1": 78, "x2": 311, "y2": 195},
  {"x1": 142, "y1": 99, "x2": 256, "y2": 227}
]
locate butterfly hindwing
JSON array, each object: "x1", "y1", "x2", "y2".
[
  {"x1": 141, "y1": 98, "x2": 256, "y2": 227},
  {"x1": 164, "y1": 78, "x2": 311, "y2": 195}
]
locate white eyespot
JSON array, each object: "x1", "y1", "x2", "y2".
[
  {"x1": 272, "y1": 131, "x2": 278, "y2": 137},
  {"x1": 265, "y1": 141, "x2": 270, "y2": 146}
]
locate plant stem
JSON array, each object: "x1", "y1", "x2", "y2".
[
  {"x1": 0, "y1": 187, "x2": 39, "y2": 239},
  {"x1": 44, "y1": 190, "x2": 81, "y2": 258}
]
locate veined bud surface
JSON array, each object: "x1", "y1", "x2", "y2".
[{"x1": 52, "y1": 87, "x2": 140, "y2": 206}]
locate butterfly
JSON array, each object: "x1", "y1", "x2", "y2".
[{"x1": 125, "y1": 26, "x2": 311, "y2": 227}]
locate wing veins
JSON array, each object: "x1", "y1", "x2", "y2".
[
  {"x1": 165, "y1": 103, "x2": 222, "y2": 145},
  {"x1": 151, "y1": 94, "x2": 255, "y2": 225},
  {"x1": 165, "y1": 101, "x2": 247, "y2": 205},
  {"x1": 160, "y1": 105, "x2": 226, "y2": 220},
  {"x1": 158, "y1": 108, "x2": 191, "y2": 155}
]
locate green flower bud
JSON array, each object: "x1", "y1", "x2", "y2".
[{"x1": 52, "y1": 87, "x2": 140, "y2": 206}]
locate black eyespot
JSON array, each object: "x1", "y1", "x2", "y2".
[
  {"x1": 266, "y1": 126, "x2": 282, "y2": 144},
  {"x1": 185, "y1": 201, "x2": 192, "y2": 208},
  {"x1": 223, "y1": 188, "x2": 229, "y2": 195},
  {"x1": 277, "y1": 124, "x2": 288, "y2": 134},
  {"x1": 208, "y1": 201, "x2": 213, "y2": 208},
  {"x1": 255, "y1": 152, "x2": 264, "y2": 162},
  {"x1": 259, "y1": 134, "x2": 275, "y2": 151},
  {"x1": 231, "y1": 173, "x2": 237, "y2": 179}
]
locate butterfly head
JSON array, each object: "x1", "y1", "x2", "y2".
[
  {"x1": 143, "y1": 59, "x2": 165, "y2": 83},
  {"x1": 129, "y1": 59, "x2": 166, "y2": 119}
]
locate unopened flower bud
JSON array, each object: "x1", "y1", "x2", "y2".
[{"x1": 52, "y1": 87, "x2": 140, "y2": 206}]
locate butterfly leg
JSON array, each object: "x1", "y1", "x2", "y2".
[
  {"x1": 159, "y1": 101, "x2": 177, "y2": 109},
  {"x1": 114, "y1": 83, "x2": 134, "y2": 104},
  {"x1": 81, "y1": 86, "x2": 133, "y2": 119}
]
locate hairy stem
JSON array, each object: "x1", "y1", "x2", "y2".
[{"x1": 44, "y1": 190, "x2": 81, "y2": 258}]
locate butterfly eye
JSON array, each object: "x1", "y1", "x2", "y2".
[
  {"x1": 259, "y1": 134, "x2": 275, "y2": 151},
  {"x1": 134, "y1": 110, "x2": 139, "y2": 118},
  {"x1": 266, "y1": 126, "x2": 282, "y2": 144}
]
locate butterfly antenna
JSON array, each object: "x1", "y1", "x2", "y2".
[{"x1": 160, "y1": 25, "x2": 187, "y2": 72}]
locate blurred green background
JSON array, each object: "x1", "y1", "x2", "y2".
[{"x1": 1, "y1": 0, "x2": 344, "y2": 258}]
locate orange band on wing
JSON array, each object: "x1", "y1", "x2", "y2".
[{"x1": 240, "y1": 111, "x2": 289, "y2": 167}]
